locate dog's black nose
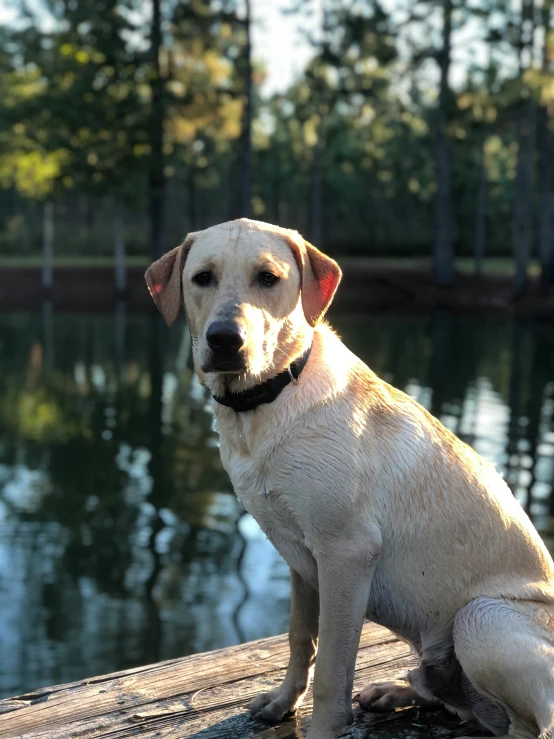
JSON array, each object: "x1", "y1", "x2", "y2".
[{"x1": 206, "y1": 321, "x2": 245, "y2": 353}]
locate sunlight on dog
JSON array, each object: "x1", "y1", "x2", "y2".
[{"x1": 147, "y1": 218, "x2": 554, "y2": 739}]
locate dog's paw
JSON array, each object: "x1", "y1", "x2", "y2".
[
  {"x1": 356, "y1": 680, "x2": 423, "y2": 711},
  {"x1": 249, "y1": 689, "x2": 296, "y2": 724}
]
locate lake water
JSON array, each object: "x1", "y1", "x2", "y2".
[{"x1": 1, "y1": 305, "x2": 554, "y2": 699}]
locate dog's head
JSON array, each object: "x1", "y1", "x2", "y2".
[{"x1": 145, "y1": 219, "x2": 341, "y2": 382}]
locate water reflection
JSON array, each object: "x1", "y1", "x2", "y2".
[{"x1": 0, "y1": 306, "x2": 553, "y2": 698}]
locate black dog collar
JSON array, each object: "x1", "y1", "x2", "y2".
[{"x1": 212, "y1": 346, "x2": 312, "y2": 413}]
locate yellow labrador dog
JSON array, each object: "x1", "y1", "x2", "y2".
[{"x1": 146, "y1": 218, "x2": 554, "y2": 739}]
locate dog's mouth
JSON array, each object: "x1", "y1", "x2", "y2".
[{"x1": 202, "y1": 352, "x2": 247, "y2": 374}]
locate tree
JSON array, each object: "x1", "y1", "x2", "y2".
[
  {"x1": 471, "y1": 23, "x2": 502, "y2": 276},
  {"x1": 149, "y1": 0, "x2": 165, "y2": 261},
  {"x1": 1, "y1": 0, "x2": 553, "y2": 277},
  {"x1": 513, "y1": 0, "x2": 536, "y2": 295},
  {"x1": 538, "y1": 0, "x2": 554, "y2": 286},
  {"x1": 454, "y1": 18, "x2": 503, "y2": 277},
  {"x1": 0, "y1": 36, "x2": 66, "y2": 285},
  {"x1": 0, "y1": 0, "x2": 151, "y2": 276},
  {"x1": 303, "y1": 1, "x2": 329, "y2": 246},
  {"x1": 167, "y1": 0, "x2": 244, "y2": 232},
  {"x1": 285, "y1": 0, "x2": 397, "y2": 246},
  {"x1": 433, "y1": 0, "x2": 454, "y2": 286},
  {"x1": 239, "y1": 0, "x2": 253, "y2": 217}
]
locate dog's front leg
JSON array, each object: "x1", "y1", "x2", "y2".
[
  {"x1": 307, "y1": 545, "x2": 378, "y2": 739},
  {"x1": 250, "y1": 568, "x2": 319, "y2": 723}
]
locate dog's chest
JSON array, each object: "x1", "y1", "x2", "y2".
[{"x1": 222, "y1": 440, "x2": 318, "y2": 588}]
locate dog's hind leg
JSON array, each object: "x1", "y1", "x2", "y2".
[
  {"x1": 356, "y1": 678, "x2": 439, "y2": 711},
  {"x1": 358, "y1": 635, "x2": 472, "y2": 716},
  {"x1": 454, "y1": 597, "x2": 554, "y2": 739}
]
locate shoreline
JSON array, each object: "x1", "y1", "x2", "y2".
[{"x1": 0, "y1": 264, "x2": 553, "y2": 317}]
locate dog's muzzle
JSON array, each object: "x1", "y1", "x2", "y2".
[{"x1": 204, "y1": 320, "x2": 247, "y2": 372}]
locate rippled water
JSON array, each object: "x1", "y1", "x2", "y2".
[{"x1": 0, "y1": 305, "x2": 553, "y2": 698}]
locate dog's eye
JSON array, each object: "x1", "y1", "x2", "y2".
[
  {"x1": 193, "y1": 271, "x2": 212, "y2": 287},
  {"x1": 258, "y1": 271, "x2": 278, "y2": 287}
]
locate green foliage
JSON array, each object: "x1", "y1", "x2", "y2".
[
  {"x1": 0, "y1": 147, "x2": 68, "y2": 198},
  {"x1": 0, "y1": 1, "x2": 155, "y2": 202},
  {"x1": 0, "y1": 0, "x2": 552, "y2": 257}
]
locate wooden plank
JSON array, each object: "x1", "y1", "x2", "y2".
[
  {"x1": 1, "y1": 624, "x2": 396, "y2": 733},
  {"x1": 0, "y1": 623, "x2": 479, "y2": 739}
]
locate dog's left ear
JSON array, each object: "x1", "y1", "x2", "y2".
[
  {"x1": 145, "y1": 233, "x2": 196, "y2": 326},
  {"x1": 286, "y1": 233, "x2": 342, "y2": 326}
]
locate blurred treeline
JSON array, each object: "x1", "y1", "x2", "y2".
[{"x1": 0, "y1": 0, "x2": 553, "y2": 289}]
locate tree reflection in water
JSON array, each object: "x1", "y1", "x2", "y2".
[{"x1": 0, "y1": 306, "x2": 553, "y2": 698}]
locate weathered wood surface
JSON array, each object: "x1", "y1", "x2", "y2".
[{"x1": 0, "y1": 623, "x2": 482, "y2": 738}]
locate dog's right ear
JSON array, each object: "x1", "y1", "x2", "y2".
[
  {"x1": 285, "y1": 232, "x2": 342, "y2": 327},
  {"x1": 145, "y1": 233, "x2": 196, "y2": 326}
]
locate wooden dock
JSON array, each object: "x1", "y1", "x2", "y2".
[{"x1": 0, "y1": 623, "x2": 481, "y2": 738}]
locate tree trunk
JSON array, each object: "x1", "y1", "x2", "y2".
[
  {"x1": 513, "y1": 0, "x2": 535, "y2": 296},
  {"x1": 433, "y1": 0, "x2": 454, "y2": 287},
  {"x1": 114, "y1": 206, "x2": 126, "y2": 293},
  {"x1": 272, "y1": 169, "x2": 281, "y2": 225},
  {"x1": 538, "y1": 0, "x2": 553, "y2": 287},
  {"x1": 513, "y1": 97, "x2": 535, "y2": 295},
  {"x1": 308, "y1": 1, "x2": 330, "y2": 247},
  {"x1": 474, "y1": 134, "x2": 488, "y2": 276},
  {"x1": 538, "y1": 112, "x2": 554, "y2": 287},
  {"x1": 149, "y1": 0, "x2": 165, "y2": 262},
  {"x1": 42, "y1": 200, "x2": 54, "y2": 290},
  {"x1": 308, "y1": 131, "x2": 323, "y2": 246},
  {"x1": 239, "y1": 0, "x2": 252, "y2": 218},
  {"x1": 187, "y1": 170, "x2": 197, "y2": 232}
]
